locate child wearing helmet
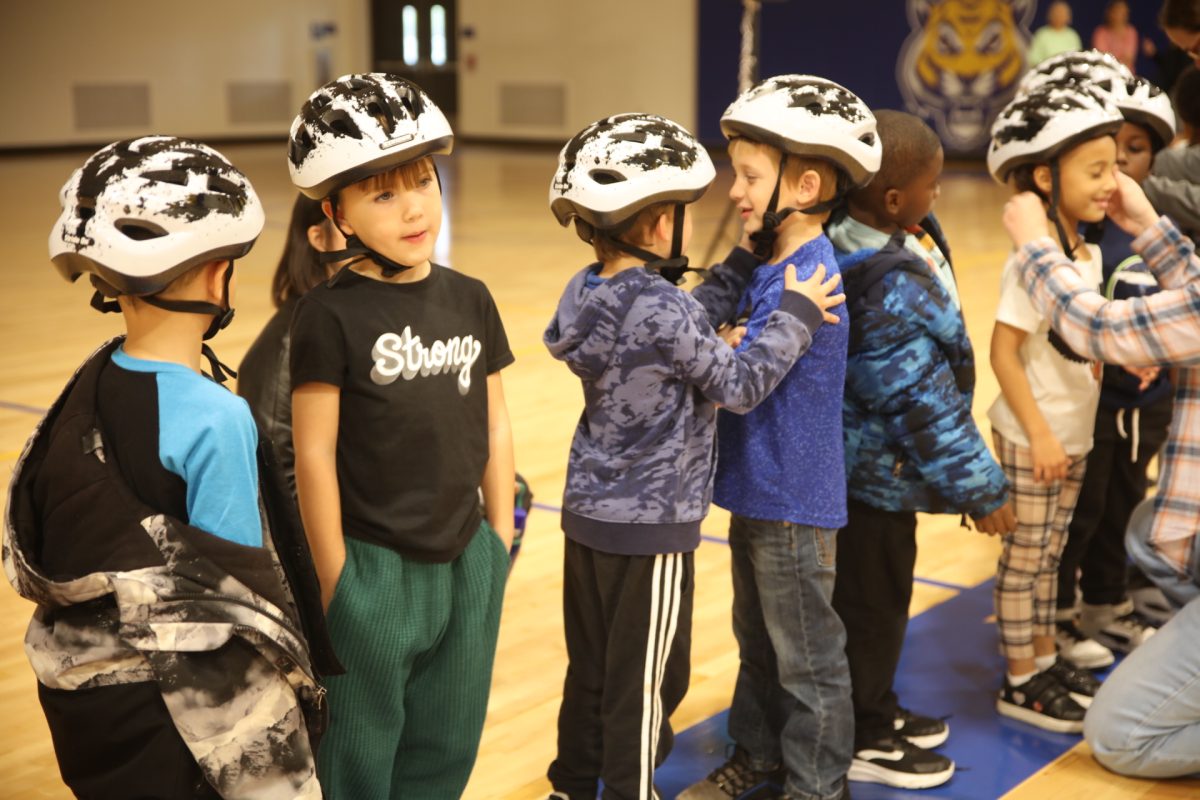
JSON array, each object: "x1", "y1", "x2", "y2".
[
  {"x1": 1021, "y1": 55, "x2": 1179, "y2": 667},
  {"x1": 286, "y1": 74, "x2": 513, "y2": 797},
  {"x1": 4, "y1": 136, "x2": 339, "y2": 798},
  {"x1": 824, "y1": 110, "x2": 1015, "y2": 792},
  {"x1": 985, "y1": 80, "x2": 1124, "y2": 732},
  {"x1": 680, "y1": 75, "x2": 877, "y2": 800},
  {"x1": 1001, "y1": 99, "x2": 1200, "y2": 788},
  {"x1": 544, "y1": 112, "x2": 845, "y2": 800}
]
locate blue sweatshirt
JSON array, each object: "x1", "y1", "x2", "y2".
[
  {"x1": 544, "y1": 252, "x2": 823, "y2": 555},
  {"x1": 714, "y1": 234, "x2": 849, "y2": 528}
]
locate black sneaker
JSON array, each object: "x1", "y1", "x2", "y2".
[
  {"x1": 676, "y1": 746, "x2": 784, "y2": 799},
  {"x1": 894, "y1": 707, "x2": 949, "y2": 749},
  {"x1": 997, "y1": 669, "x2": 1085, "y2": 733},
  {"x1": 1045, "y1": 658, "x2": 1102, "y2": 708},
  {"x1": 848, "y1": 735, "x2": 955, "y2": 789}
]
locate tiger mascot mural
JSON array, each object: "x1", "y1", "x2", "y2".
[{"x1": 897, "y1": 0, "x2": 1034, "y2": 153}]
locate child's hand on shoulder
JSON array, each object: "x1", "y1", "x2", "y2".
[
  {"x1": 1123, "y1": 364, "x2": 1161, "y2": 391},
  {"x1": 784, "y1": 263, "x2": 844, "y2": 325},
  {"x1": 1029, "y1": 431, "x2": 1070, "y2": 484}
]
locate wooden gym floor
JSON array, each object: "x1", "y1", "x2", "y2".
[{"x1": 0, "y1": 142, "x2": 1196, "y2": 799}]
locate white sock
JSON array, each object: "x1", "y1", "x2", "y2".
[
  {"x1": 1035, "y1": 654, "x2": 1056, "y2": 672},
  {"x1": 1008, "y1": 670, "x2": 1036, "y2": 686}
]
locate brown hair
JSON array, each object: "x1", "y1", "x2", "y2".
[
  {"x1": 343, "y1": 157, "x2": 437, "y2": 198},
  {"x1": 591, "y1": 202, "x2": 674, "y2": 262},
  {"x1": 272, "y1": 194, "x2": 333, "y2": 307}
]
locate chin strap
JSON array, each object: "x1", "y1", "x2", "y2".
[
  {"x1": 597, "y1": 203, "x2": 695, "y2": 284},
  {"x1": 747, "y1": 152, "x2": 849, "y2": 261},
  {"x1": 89, "y1": 262, "x2": 239, "y2": 383},
  {"x1": 1046, "y1": 159, "x2": 1078, "y2": 260}
]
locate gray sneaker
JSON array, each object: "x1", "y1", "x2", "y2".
[{"x1": 676, "y1": 747, "x2": 784, "y2": 800}]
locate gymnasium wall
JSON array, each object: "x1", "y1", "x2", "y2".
[
  {"x1": 0, "y1": 0, "x2": 372, "y2": 149},
  {"x1": 455, "y1": 0, "x2": 697, "y2": 141}
]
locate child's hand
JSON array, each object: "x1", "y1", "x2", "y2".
[
  {"x1": 717, "y1": 322, "x2": 747, "y2": 348},
  {"x1": 1030, "y1": 431, "x2": 1070, "y2": 484},
  {"x1": 1107, "y1": 169, "x2": 1160, "y2": 237},
  {"x1": 785, "y1": 263, "x2": 844, "y2": 324},
  {"x1": 1002, "y1": 192, "x2": 1052, "y2": 249},
  {"x1": 1123, "y1": 364, "x2": 1161, "y2": 391},
  {"x1": 973, "y1": 502, "x2": 1017, "y2": 536}
]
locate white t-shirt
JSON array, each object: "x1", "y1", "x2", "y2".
[{"x1": 987, "y1": 245, "x2": 1102, "y2": 455}]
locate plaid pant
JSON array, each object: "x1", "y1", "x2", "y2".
[{"x1": 993, "y1": 430, "x2": 1089, "y2": 661}]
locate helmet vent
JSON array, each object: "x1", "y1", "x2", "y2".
[
  {"x1": 589, "y1": 169, "x2": 626, "y2": 185},
  {"x1": 208, "y1": 175, "x2": 240, "y2": 196},
  {"x1": 141, "y1": 169, "x2": 188, "y2": 186},
  {"x1": 859, "y1": 133, "x2": 876, "y2": 146},
  {"x1": 116, "y1": 220, "x2": 167, "y2": 241},
  {"x1": 320, "y1": 109, "x2": 362, "y2": 139}
]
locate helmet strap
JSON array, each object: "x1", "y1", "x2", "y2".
[
  {"x1": 1047, "y1": 159, "x2": 1078, "y2": 259},
  {"x1": 597, "y1": 203, "x2": 693, "y2": 284},
  {"x1": 321, "y1": 193, "x2": 416, "y2": 279},
  {"x1": 749, "y1": 152, "x2": 798, "y2": 261}
]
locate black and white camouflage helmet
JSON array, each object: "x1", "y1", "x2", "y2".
[
  {"x1": 987, "y1": 81, "x2": 1123, "y2": 183},
  {"x1": 48, "y1": 136, "x2": 264, "y2": 296},
  {"x1": 1019, "y1": 50, "x2": 1175, "y2": 147},
  {"x1": 288, "y1": 73, "x2": 453, "y2": 199},
  {"x1": 1019, "y1": 49, "x2": 1131, "y2": 95},
  {"x1": 549, "y1": 113, "x2": 716, "y2": 230},
  {"x1": 720, "y1": 75, "x2": 881, "y2": 187}
]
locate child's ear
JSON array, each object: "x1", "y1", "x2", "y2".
[
  {"x1": 321, "y1": 197, "x2": 354, "y2": 237},
  {"x1": 796, "y1": 169, "x2": 822, "y2": 206},
  {"x1": 1033, "y1": 164, "x2": 1053, "y2": 196},
  {"x1": 654, "y1": 208, "x2": 674, "y2": 244},
  {"x1": 884, "y1": 188, "x2": 902, "y2": 215},
  {"x1": 206, "y1": 260, "x2": 232, "y2": 303}
]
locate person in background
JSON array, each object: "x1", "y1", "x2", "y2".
[{"x1": 1028, "y1": 2, "x2": 1083, "y2": 68}]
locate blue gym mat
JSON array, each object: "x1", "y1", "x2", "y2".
[{"x1": 654, "y1": 580, "x2": 1109, "y2": 800}]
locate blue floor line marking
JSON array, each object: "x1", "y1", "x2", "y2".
[
  {"x1": 532, "y1": 501, "x2": 562, "y2": 513},
  {"x1": 0, "y1": 400, "x2": 47, "y2": 416},
  {"x1": 913, "y1": 575, "x2": 971, "y2": 593},
  {"x1": 700, "y1": 534, "x2": 730, "y2": 546},
  {"x1": 654, "y1": 580, "x2": 1117, "y2": 799}
]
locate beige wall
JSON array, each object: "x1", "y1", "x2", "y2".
[
  {"x1": 457, "y1": 0, "x2": 697, "y2": 141},
  {"x1": 0, "y1": 0, "x2": 698, "y2": 149},
  {"x1": 0, "y1": 0, "x2": 372, "y2": 148}
]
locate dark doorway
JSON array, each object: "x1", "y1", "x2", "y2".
[{"x1": 371, "y1": 1, "x2": 458, "y2": 116}]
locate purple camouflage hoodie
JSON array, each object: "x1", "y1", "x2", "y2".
[{"x1": 544, "y1": 252, "x2": 823, "y2": 556}]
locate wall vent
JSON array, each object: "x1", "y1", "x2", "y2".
[
  {"x1": 72, "y1": 83, "x2": 151, "y2": 130},
  {"x1": 227, "y1": 81, "x2": 292, "y2": 125},
  {"x1": 499, "y1": 83, "x2": 566, "y2": 128}
]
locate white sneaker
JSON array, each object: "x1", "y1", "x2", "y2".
[
  {"x1": 1131, "y1": 585, "x2": 1175, "y2": 627},
  {"x1": 1055, "y1": 620, "x2": 1114, "y2": 669}
]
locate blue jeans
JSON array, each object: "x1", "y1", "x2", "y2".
[
  {"x1": 1083, "y1": 500, "x2": 1200, "y2": 778},
  {"x1": 727, "y1": 515, "x2": 852, "y2": 800}
]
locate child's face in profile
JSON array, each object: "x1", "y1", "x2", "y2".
[
  {"x1": 1055, "y1": 135, "x2": 1118, "y2": 224},
  {"x1": 337, "y1": 161, "x2": 443, "y2": 269},
  {"x1": 728, "y1": 139, "x2": 781, "y2": 236},
  {"x1": 891, "y1": 146, "x2": 944, "y2": 229},
  {"x1": 1115, "y1": 122, "x2": 1153, "y2": 184}
]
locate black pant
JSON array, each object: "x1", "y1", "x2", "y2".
[
  {"x1": 831, "y1": 499, "x2": 918, "y2": 749},
  {"x1": 39, "y1": 680, "x2": 221, "y2": 799},
  {"x1": 1058, "y1": 396, "x2": 1173, "y2": 609},
  {"x1": 549, "y1": 539, "x2": 693, "y2": 800}
]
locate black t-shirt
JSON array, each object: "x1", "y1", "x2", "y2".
[{"x1": 289, "y1": 265, "x2": 514, "y2": 562}]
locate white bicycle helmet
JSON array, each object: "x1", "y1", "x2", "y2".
[
  {"x1": 549, "y1": 113, "x2": 715, "y2": 230},
  {"x1": 987, "y1": 81, "x2": 1123, "y2": 183},
  {"x1": 1019, "y1": 50, "x2": 1175, "y2": 148},
  {"x1": 720, "y1": 75, "x2": 881, "y2": 187},
  {"x1": 49, "y1": 136, "x2": 264, "y2": 297},
  {"x1": 288, "y1": 73, "x2": 453, "y2": 200}
]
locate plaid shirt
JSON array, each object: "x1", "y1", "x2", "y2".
[{"x1": 1016, "y1": 216, "x2": 1200, "y2": 575}]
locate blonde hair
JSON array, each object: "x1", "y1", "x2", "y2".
[{"x1": 346, "y1": 157, "x2": 437, "y2": 196}]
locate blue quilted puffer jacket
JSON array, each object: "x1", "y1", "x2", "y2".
[{"x1": 834, "y1": 216, "x2": 1009, "y2": 518}]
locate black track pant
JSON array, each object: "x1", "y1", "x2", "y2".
[{"x1": 549, "y1": 539, "x2": 693, "y2": 800}]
